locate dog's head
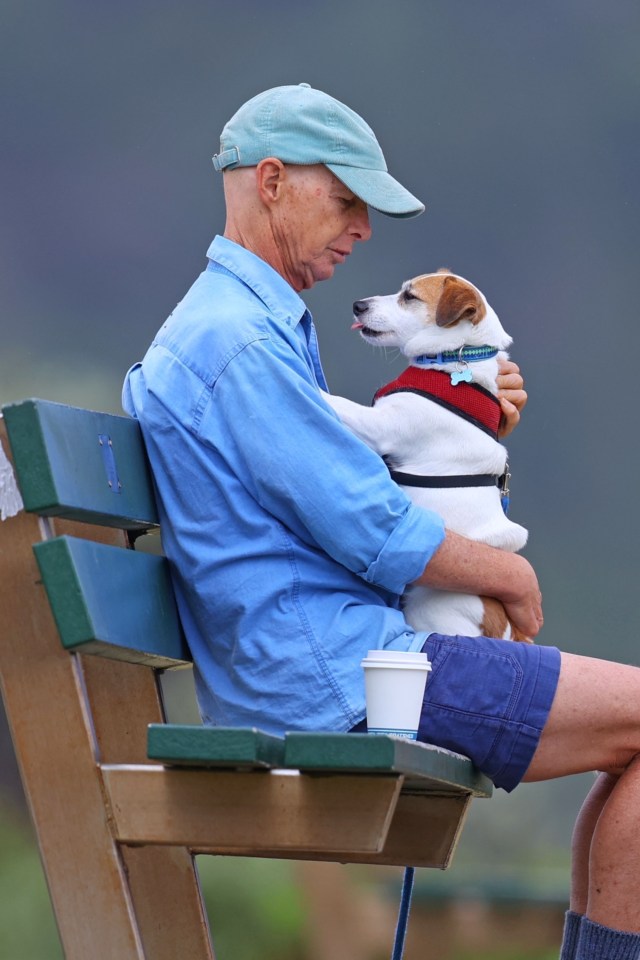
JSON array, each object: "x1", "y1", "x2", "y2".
[{"x1": 351, "y1": 270, "x2": 512, "y2": 358}]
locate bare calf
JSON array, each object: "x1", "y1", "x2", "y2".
[{"x1": 524, "y1": 653, "x2": 640, "y2": 931}]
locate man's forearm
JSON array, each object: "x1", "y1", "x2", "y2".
[{"x1": 414, "y1": 529, "x2": 543, "y2": 637}]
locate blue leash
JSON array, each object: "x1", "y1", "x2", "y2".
[{"x1": 391, "y1": 866, "x2": 415, "y2": 960}]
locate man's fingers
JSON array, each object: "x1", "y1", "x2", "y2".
[
  {"x1": 498, "y1": 397, "x2": 521, "y2": 439},
  {"x1": 496, "y1": 358, "x2": 526, "y2": 437},
  {"x1": 497, "y1": 373, "x2": 525, "y2": 392},
  {"x1": 504, "y1": 599, "x2": 543, "y2": 639},
  {"x1": 498, "y1": 387, "x2": 527, "y2": 411},
  {"x1": 497, "y1": 358, "x2": 521, "y2": 378}
]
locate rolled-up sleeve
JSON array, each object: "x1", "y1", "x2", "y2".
[
  {"x1": 364, "y1": 501, "x2": 445, "y2": 595},
  {"x1": 196, "y1": 335, "x2": 445, "y2": 595}
]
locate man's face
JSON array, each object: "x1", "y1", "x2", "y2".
[{"x1": 272, "y1": 165, "x2": 372, "y2": 291}]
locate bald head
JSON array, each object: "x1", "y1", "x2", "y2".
[{"x1": 222, "y1": 160, "x2": 371, "y2": 292}]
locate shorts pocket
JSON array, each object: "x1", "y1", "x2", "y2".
[{"x1": 423, "y1": 634, "x2": 524, "y2": 723}]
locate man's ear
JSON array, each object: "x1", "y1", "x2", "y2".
[
  {"x1": 256, "y1": 158, "x2": 286, "y2": 205},
  {"x1": 435, "y1": 275, "x2": 485, "y2": 327}
]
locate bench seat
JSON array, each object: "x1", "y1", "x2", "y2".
[{"x1": 148, "y1": 724, "x2": 491, "y2": 797}]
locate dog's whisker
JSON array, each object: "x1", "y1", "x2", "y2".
[{"x1": 379, "y1": 346, "x2": 401, "y2": 365}]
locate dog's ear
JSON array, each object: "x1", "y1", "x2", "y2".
[{"x1": 435, "y1": 276, "x2": 485, "y2": 327}]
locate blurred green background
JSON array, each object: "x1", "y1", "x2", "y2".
[{"x1": 2, "y1": 0, "x2": 639, "y2": 956}]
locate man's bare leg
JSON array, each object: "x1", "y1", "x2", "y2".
[
  {"x1": 524, "y1": 652, "x2": 640, "y2": 932},
  {"x1": 586, "y1": 755, "x2": 640, "y2": 929},
  {"x1": 570, "y1": 772, "x2": 617, "y2": 914},
  {"x1": 555, "y1": 772, "x2": 619, "y2": 960}
]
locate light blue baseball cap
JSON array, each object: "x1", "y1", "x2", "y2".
[{"x1": 212, "y1": 83, "x2": 425, "y2": 219}]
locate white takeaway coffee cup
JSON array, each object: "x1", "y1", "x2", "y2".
[{"x1": 360, "y1": 649, "x2": 431, "y2": 740}]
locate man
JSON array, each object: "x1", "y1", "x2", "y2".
[{"x1": 123, "y1": 84, "x2": 640, "y2": 958}]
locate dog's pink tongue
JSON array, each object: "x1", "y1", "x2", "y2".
[{"x1": 351, "y1": 321, "x2": 364, "y2": 330}]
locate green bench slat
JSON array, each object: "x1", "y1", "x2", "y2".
[
  {"x1": 148, "y1": 727, "x2": 492, "y2": 796},
  {"x1": 34, "y1": 535, "x2": 190, "y2": 667},
  {"x1": 3, "y1": 398, "x2": 158, "y2": 529},
  {"x1": 148, "y1": 725, "x2": 286, "y2": 769},
  {"x1": 284, "y1": 733, "x2": 493, "y2": 798}
]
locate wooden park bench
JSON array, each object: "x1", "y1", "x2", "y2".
[{"x1": 0, "y1": 397, "x2": 492, "y2": 960}]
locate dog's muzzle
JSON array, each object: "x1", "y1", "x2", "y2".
[{"x1": 353, "y1": 299, "x2": 371, "y2": 316}]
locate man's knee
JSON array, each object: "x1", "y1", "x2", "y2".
[{"x1": 601, "y1": 751, "x2": 640, "y2": 779}]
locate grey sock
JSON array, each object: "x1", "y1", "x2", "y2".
[
  {"x1": 561, "y1": 911, "x2": 583, "y2": 960},
  {"x1": 577, "y1": 917, "x2": 640, "y2": 960}
]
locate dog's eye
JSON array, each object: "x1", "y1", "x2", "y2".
[{"x1": 402, "y1": 290, "x2": 417, "y2": 302}]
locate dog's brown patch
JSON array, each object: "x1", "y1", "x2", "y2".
[
  {"x1": 480, "y1": 596, "x2": 509, "y2": 638},
  {"x1": 410, "y1": 273, "x2": 449, "y2": 316},
  {"x1": 435, "y1": 275, "x2": 486, "y2": 328},
  {"x1": 480, "y1": 596, "x2": 532, "y2": 643}
]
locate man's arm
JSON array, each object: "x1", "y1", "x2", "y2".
[{"x1": 413, "y1": 529, "x2": 543, "y2": 638}]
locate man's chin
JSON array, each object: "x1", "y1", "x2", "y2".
[
  {"x1": 311, "y1": 262, "x2": 337, "y2": 285},
  {"x1": 295, "y1": 267, "x2": 334, "y2": 291}
]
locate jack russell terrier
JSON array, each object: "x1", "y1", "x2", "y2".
[{"x1": 324, "y1": 269, "x2": 530, "y2": 642}]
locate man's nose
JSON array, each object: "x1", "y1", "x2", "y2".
[{"x1": 350, "y1": 204, "x2": 372, "y2": 242}]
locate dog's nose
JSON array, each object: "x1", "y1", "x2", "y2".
[{"x1": 353, "y1": 300, "x2": 369, "y2": 316}]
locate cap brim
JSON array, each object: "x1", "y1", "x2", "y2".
[{"x1": 326, "y1": 164, "x2": 425, "y2": 219}]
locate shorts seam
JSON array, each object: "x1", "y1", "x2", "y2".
[{"x1": 490, "y1": 721, "x2": 541, "y2": 790}]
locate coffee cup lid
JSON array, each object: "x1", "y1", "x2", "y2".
[{"x1": 361, "y1": 649, "x2": 431, "y2": 669}]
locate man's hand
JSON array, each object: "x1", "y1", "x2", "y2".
[
  {"x1": 502, "y1": 594, "x2": 543, "y2": 641},
  {"x1": 497, "y1": 358, "x2": 527, "y2": 439},
  {"x1": 414, "y1": 530, "x2": 543, "y2": 638}
]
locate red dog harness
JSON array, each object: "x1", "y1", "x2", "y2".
[
  {"x1": 373, "y1": 367, "x2": 510, "y2": 509},
  {"x1": 374, "y1": 367, "x2": 502, "y2": 440}
]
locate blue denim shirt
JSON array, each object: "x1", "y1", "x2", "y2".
[{"x1": 123, "y1": 236, "x2": 445, "y2": 733}]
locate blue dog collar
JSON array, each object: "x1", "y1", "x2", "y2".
[{"x1": 413, "y1": 345, "x2": 499, "y2": 366}]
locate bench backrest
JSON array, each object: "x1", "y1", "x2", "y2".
[
  {"x1": 5, "y1": 397, "x2": 158, "y2": 528},
  {"x1": 1, "y1": 398, "x2": 215, "y2": 960},
  {"x1": 4, "y1": 398, "x2": 189, "y2": 667}
]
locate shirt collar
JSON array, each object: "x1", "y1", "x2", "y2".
[{"x1": 206, "y1": 235, "x2": 308, "y2": 327}]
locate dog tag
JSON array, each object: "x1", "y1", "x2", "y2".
[{"x1": 450, "y1": 368, "x2": 473, "y2": 386}]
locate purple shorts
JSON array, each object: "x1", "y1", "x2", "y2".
[
  {"x1": 353, "y1": 633, "x2": 561, "y2": 793},
  {"x1": 418, "y1": 633, "x2": 561, "y2": 792}
]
